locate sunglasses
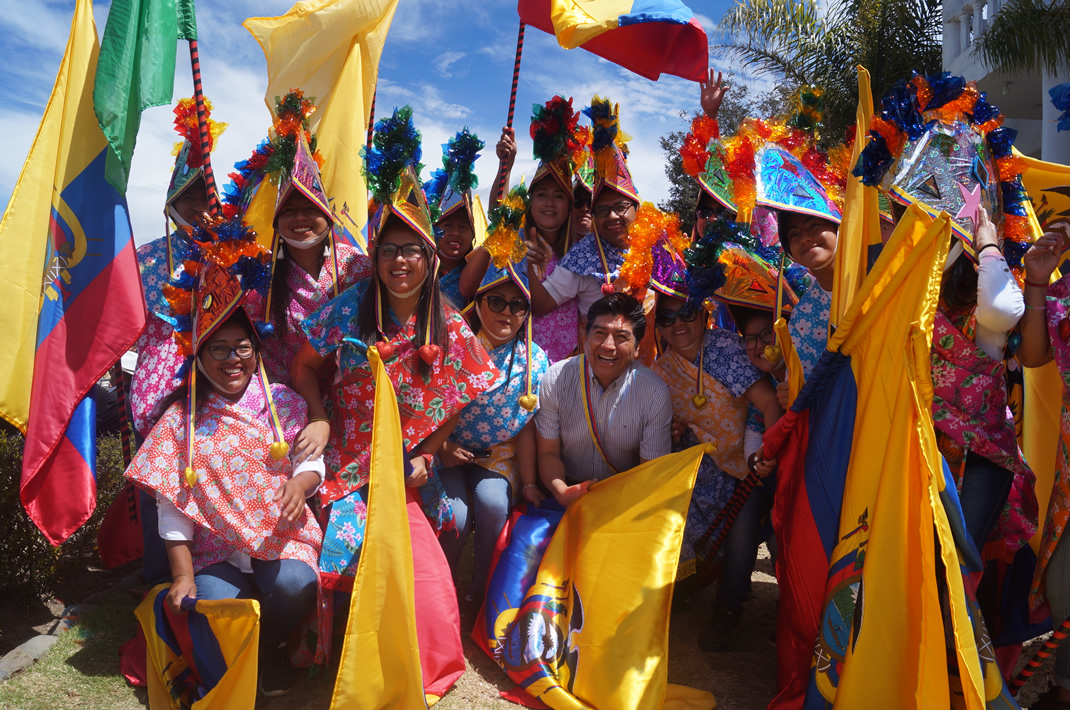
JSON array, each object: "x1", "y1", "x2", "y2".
[
  {"x1": 482, "y1": 294, "x2": 530, "y2": 317},
  {"x1": 203, "y1": 344, "x2": 256, "y2": 361},
  {"x1": 742, "y1": 327, "x2": 776, "y2": 350},
  {"x1": 655, "y1": 306, "x2": 701, "y2": 329},
  {"x1": 378, "y1": 243, "x2": 425, "y2": 261}
]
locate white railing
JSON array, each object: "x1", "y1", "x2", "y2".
[{"x1": 942, "y1": 0, "x2": 999, "y2": 71}]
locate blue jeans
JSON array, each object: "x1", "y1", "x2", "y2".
[
  {"x1": 195, "y1": 559, "x2": 317, "y2": 652},
  {"x1": 716, "y1": 481, "x2": 776, "y2": 614},
  {"x1": 141, "y1": 489, "x2": 171, "y2": 586},
  {"x1": 958, "y1": 452, "x2": 1014, "y2": 555},
  {"x1": 438, "y1": 464, "x2": 512, "y2": 596}
]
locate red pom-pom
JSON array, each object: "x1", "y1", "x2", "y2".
[
  {"x1": 601, "y1": 283, "x2": 616, "y2": 296},
  {"x1": 376, "y1": 341, "x2": 396, "y2": 361},
  {"x1": 419, "y1": 344, "x2": 441, "y2": 365}
]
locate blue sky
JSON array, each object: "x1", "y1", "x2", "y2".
[{"x1": 0, "y1": 0, "x2": 748, "y2": 246}]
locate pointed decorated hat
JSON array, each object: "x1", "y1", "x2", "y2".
[
  {"x1": 160, "y1": 215, "x2": 288, "y2": 487},
  {"x1": 715, "y1": 87, "x2": 849, "y2": 224},
  {"x1": 650, "y1": 237, "x2": 690, "y2": 300},
  {"x1": 854, "y1": 71, "x2": 1031, "y2": 259},
  {"x1": 681, "y1": 115, "x2": 735, "y2": 212},
  {"x1": 584, "y1": 96, "x2": 640, "y2": 204},
  {"x1": 530, "y1": 96, "x2": 585, "y2": 196},
  {"x1": 423, "y1": 127, "x2": 485, "y2": 225},
  {"x1": 755, "y1": 145, "x2": 843, "y2": 225},
  {"x1": 482, "y1": 183, "x2": 530, "y2": 270},
  {"x1": 275, "y1": 131, "x2": 332, "y2": 224},
  {"x1": 166, "y1": 97, "x2": 227, "y2": 210},
  {"x1": 365, "y1": 106, "x2": 436, "y2": 251}
]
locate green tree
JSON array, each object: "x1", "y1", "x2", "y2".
[
  {"x1": 716, "y1": 0, "x2": 943, "y2": 142},
  {"x1": 974, "y1": 0, "x2": 1070, "y2": 75}
]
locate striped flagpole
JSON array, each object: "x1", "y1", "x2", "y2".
[
  {"x1": 366, "y1": 87, "x2": 377, "y2": 152},
  {"x1": 694, "y1": 473, "x2": 761, "y2": 583},
  {"x1": 188, "y1": 39, "x2": 222, "y2": 217},
  {"x1": 1009, "y1": 618, "x2": 1070, "y2": 693},
  {"x1": 494, "y1": 21, "x2": 526, "y2": 202}
]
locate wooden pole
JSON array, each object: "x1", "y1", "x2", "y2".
[
  {"x1": 366, "y1": 87, "x2": 377, "y2": 152},
  {"x1": 494, "y1": 21, "x2": 526, "y2": 203}
]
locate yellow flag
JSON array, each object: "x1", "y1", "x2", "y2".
[
  {"x1": 330, "y1": 346, "x2": 425, "y2": 709},
  {"x1": 1025, "y1": 362, "x2": 1062, "y2": 553},
  {"x1": 135, "y1": 585, "x2": 261, "y2": 710},
  {"x1": 831, "y1": 66, "x2": 880, "y2": 328},
  {"x1": 487, "y1": 446, "x2": 715, "y2": 710},
  {"x1": 245, "y1": 0, "x2": 400, "y2": 252}
]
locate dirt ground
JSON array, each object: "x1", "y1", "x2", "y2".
[{"x1": 0, "y1": 544, "x2": 1061, "y2": 709}]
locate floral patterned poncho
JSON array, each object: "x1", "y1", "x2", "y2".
[
  {"x1": 441, "y1": 333, "x2": 550, "y2": 500},
  {"x1": 130, "y1": 232, "x2": 196, "y2": 438},
  {"x1": 123, "y1": 380, "x2": 328, "y2": 664},
  {"x1": 302, "y1": 279, "x2": 499, "y2": 589},
  {"x1": 931, "y1": 307, "x2": 1037, "y2": 563},
  {"x1": 651, "y1": 328, "x2": 765, "y2": 579},
  {"x1": 245, "y1": 242, "x2": 371, "y2": 385},
  {"x1": 1031, "y1": 276, "x2": 1070, "y2": 619}
]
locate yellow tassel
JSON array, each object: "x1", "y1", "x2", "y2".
[
  {"x1": 518, "y1": 394, "x2": 538, "y2": 412},
  {"x1": 184, "y1": 467, "x2": 197, "y2": 487},
  {"x1": 269, "y1": 441, "x2": 290, "y2": 461}
]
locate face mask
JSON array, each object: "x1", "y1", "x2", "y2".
[
  {"x1": 384, "y1": 273, "x2": 428, "y2": 299},
  {"x1": 281, "y1": 229, "x2": 330, "y2": 251}
]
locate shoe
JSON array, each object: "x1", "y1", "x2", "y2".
[
  {"x1": 1031, "y1": 686, "x2": 1070, "y2": 709},
  {"x1": 698, "y1": 606, "x2": 742, "y2": 653},
  {"x1": 258, "y1": 654, "x2": 295, "y2": 698}
]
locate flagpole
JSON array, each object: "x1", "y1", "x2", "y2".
[
  {"x1": 693, "y1": 473, "x2": 761, "y2": 584},
  {"x1": 366, "y1": 86, "x2": 377, "y2": 152},
  {"x1": 1009, "y1": 617, "x2": 1070, "y2": 693},
  {"x1": 493, "y1": 20, "x2": 526, "y2": 203},
  {"x1": 188, "y1": 39, "x2": 222, "y2": 217}
]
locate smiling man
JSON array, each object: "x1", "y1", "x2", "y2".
[{"x1": 535, "y1": 293, "x2": 673, "y2": 505}]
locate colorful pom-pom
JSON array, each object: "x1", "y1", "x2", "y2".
[
  {"x1": 363, "y1": 106, "x2": 423, "y2": 206},
  {"x1": 615, "y1": 203, "x2": 683, "y2": 297}
]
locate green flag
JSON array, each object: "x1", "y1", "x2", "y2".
[
  {"x1": 177, "y1": 0, "x2": 197, "y2": 40},
  {"x1": 93, "y1": 0, "x2": 188, "y2": 191}
]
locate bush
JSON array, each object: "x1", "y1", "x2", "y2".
[{"x1": 0, "y1": 431, "x2": 129, "y2": 597}]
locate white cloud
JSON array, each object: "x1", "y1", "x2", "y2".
[
  {"x1": 433, "y1": 51, "x2": 467, "y2": 79},
  {"x1": 376, "y1": 79, "x2": 472, "y2": 121}
]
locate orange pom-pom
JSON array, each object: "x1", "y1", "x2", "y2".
[
  {"x1": 173, "y1": 331, "x2": 193, "y2": 357},
  {"x1": 615, "y1": 202, "x2": 673, "y2": 298},
  {"x1": 870, "y1": 117, "x2": 906, "y2": 158},
  {"x1": 691, "y1": 115, "x2": 719, "y2": 147},
  {"x1": 163, "y1": 284, "x2": 192, "y2": 316},
  {"x1": 910, "y1": 75, "x2": 933, "y2": 112},
  {"x1": 1004, "y1": 214, "x2": 1032, "y2": 241},
  {"x1": 996, "y1": 155, "x2": 1026, "y2": 182}
]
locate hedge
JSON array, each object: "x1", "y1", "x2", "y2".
[{"x1": 0, "y1": 431, "x2": 128, "y2": 597}]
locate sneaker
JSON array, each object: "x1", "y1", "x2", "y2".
[
  {"x1": 698, "y1": 606, "x2": 742, "y2": 653},
  {"x1": 258, "y1": 654, "x2": 295, "y2": 698}
]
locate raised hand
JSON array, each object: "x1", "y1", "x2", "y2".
[{"x1": 700, "y1": 69, "x2": 729, "y2": 120}]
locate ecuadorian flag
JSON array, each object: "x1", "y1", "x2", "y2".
[
  {"x1": 0, "y1": 0, "x2": 145, "y2": 544},
  {"x1": 518, "y1": 0, "x2": 709, "y2": 82},
  {"x1": 764, "y1": 204, "x2": 1020, "y2": 709}
]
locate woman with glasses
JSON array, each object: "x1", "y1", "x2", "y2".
[
  {"x1": 437, "y1": 258, "x2": 550, "y2": 615},
  {"x1": 127, "y1": 220, "x2": 324, "y2": 697},
  {"x1": 288, "y1": 108, "x2": 496, "y2": 699},
  {"x1": 647, "y1": 242, "x2": 783, "y2": 630},
  {"x1": 463, "y1": 97, "x2": 584, "y2": 363}
]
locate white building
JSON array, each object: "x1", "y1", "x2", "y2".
[{"x1": 943, "y1": 0, "x2": 1068, "y2": 163}]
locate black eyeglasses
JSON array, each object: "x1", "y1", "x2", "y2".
[
  {"x1": 695, "y1": 207, "x2": 716, "y2": 220},
  {"x1": 593, "y1": 201, "x2": 636, "y2": 219},
  {"x1": 378, "y1": 243, "x2": 425, "y2": 261},
  {"x1": 742, "y1": 327, "x2": 776, "y2": 350},
  {"x1": 655, "y1": 306, "x2": 701, "y2": 329},
  {"x1": 204, "y1": 344, "x2": 256, "y2": 361},
  {"x1": 482, "y1": 294, "x2": 530, "y2": 317}
]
